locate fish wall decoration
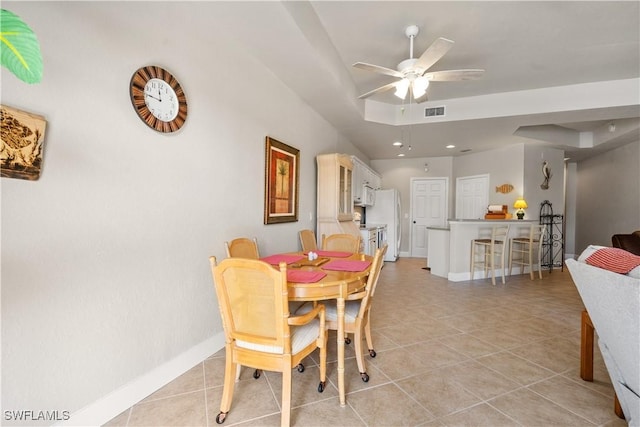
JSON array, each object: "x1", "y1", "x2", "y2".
[{"x1": 495, "y1": 184, "x2": 514, "y2": 194}]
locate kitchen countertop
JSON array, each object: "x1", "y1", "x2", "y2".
[{"x1": 359, "y1": 223, "x2": 387, "y2": 230}]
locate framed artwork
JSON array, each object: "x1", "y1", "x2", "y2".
[
  {"x1": 264, "y1": 136, "x2": 299, "y2": 224},
  {"x1": 1, "y1": 105, "x2": 47, "y2": 180}
]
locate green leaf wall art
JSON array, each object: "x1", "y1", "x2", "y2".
[{"x1": 1, "y1": 9, "x2": 43, "y2": 84}]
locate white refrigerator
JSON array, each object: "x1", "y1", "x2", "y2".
[{"x1": 366, "y1": 189, "x2": 401, "y2": 261}]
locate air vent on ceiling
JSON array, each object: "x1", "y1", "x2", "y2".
[{"x1": 424, "y1": 106, "x2": 445, "y2": 117}]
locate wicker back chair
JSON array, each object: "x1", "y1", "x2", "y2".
[
  {"x1": 299, "y1": 229, "x2": 318, "y2": 252},
  {"x1": 321, "y1": 233, "x2": 361, "y2": 253},
  {"x1": 224, "y1": 237, "x2": 260, "y2": 259},
  {"x1": 299, "y1": 244, "x2": 387, "y2": 383},
  {"x1": 209, "y1": 257, "x2": 327, "y2": 426}
]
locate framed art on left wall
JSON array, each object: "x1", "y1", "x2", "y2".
[
  {"x1": 1, "y1": 105, "x2": 47, "y2": 180},
  {"x1": 264, "y1": 136, "x2": 299, "y2": 224}
]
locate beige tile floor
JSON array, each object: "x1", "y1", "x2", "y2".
[{"x1": 105, "y1": 258, "x2": 628, "y2": 427}]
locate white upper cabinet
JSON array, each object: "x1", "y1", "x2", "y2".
[{"x1": 351, "y1": 156, "x2": 382, "y2": 205}]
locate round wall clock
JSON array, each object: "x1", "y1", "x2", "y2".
[{"x1": 129, "y1": 65, "x2": 188, "y2": 133}]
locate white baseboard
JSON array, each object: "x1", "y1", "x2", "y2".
[
  {"x1": 399, "y1": 251, "x2": 411, "y2": 258},
  {"x1": 60, "y1": 333, "x2": 225, "y2": 427},
  {"x1": 448, "y1": 268, "x2": 536, "y2": 282}
]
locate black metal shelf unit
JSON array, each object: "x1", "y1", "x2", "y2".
[{"x1": 539, "y1": 200, "x2": 565, "y2": 271}]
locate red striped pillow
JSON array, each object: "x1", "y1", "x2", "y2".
[{"x1": 586, "y1": 247, "x2": 640, "y2": 274}]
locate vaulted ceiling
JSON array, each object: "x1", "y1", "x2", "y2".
[{"x1": 208, "y1": 1, "x2": 640, "y2": 161}]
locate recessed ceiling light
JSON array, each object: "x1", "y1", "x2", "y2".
[
  {"x1": 393, "y1": 141, "x2": 403, "y2": 147},
  {"x1": 397, "y1": 153, "x2": 405, "y2": 157},
  {"x1": 446, "y1": 144, "x2": 455, "y2": 149}
]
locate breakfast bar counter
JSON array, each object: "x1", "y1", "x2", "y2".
[{"x1": 428, "y1": 219, "x2": 538, "y2": 281}]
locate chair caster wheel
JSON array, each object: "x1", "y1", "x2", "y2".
[
  {"x1": 253, "y1": 369, "x2": 261, "y2": 379},
  {"x1": 369, "y1": 349, "x2": 376, "y2": 358},
  {"x1": 345, "y1": 337, "x2": 352, "y2": 345},
  {"x1": 216, "y1": 412, "x2": 227, "y2": 424},
  {"x1": 360, "y1": 372, "x2": 369, "y2": 382},
  {"x1": 297, "y1": 364, "x2": 305, "y2": 373},
  {"x1": 318, "y1": 381, "x2": 325, "y2": 393}
]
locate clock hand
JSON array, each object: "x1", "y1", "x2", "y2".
[{"x1": 146, "y1": 93, "x2": 161, "y2": 101}]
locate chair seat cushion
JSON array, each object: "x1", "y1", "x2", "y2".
[{"x1": 236, "y1": 319, "x2": 320, "y2": 354}]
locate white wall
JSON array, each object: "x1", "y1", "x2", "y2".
[
  {"x1": 574, "y1": 140, "x2": 640, "y2": 252},
  {"x1": 1, "y1": 2, "x2": 361, "y2": 424},
  {"x1": 453, "y1": 144, "x2": 525, "y2": 216},
  {"x1": 564, "y1": 162, "x2": 578, "y2": 257}
]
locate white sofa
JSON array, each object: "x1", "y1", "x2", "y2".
[{"x1": 566, "y1": 252, "x2": 640, "y2": 426}]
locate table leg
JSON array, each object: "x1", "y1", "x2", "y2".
[{"x1": 336, "y1": 295, "x2": 346, "y2": 406}]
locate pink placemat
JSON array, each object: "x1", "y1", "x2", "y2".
[
  {"x1": 322, "y1": 259, "x2": 371, "y2": 272},
  {"x1": 287, "y1": 270, "x2": 327, "y2": 283},
  {"x1": 313, "y1": 250, "x2": 352, "y2": 258},
  {"x1": 260, "y1": 254, "x2": 305, "y2": 265}
]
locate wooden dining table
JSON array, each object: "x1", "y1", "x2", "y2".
[{"x1": 261, "y1": 251, "x2": 373, "y2": 406}]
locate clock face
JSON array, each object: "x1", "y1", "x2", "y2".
[
  {"x1": 144, "y1": 78, "x2": 179, "y2": 122},
  {"x1": 130, "y1": 66, "x2": 187, "y2": 133}
]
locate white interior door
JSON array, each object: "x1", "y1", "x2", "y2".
[
  {"x1": 456, "y1": 174, "x2": 489, "y2": 219},
  {"x1": 411, "y1": 178, "x2": 448, "y2": 258}
]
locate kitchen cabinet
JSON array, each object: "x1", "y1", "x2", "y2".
[
  {"x1": 360, "y1": 228, "x2": 378, "y2": 256},
  {"x1": 359, "y1": 224, "x2": 387, "y2": 257},
  {"x1": 316, "y1": 154, "x2": 359, "y2": 244},
  {"x1": 351, "y1": 156, "x2": 382, "y2": 206}
]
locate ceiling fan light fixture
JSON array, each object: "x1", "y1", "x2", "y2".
[
  {"x1": 412, "y1": 76, "x2": 429, "y2": 99},
  {"x1": 394, "y1": 79, "x2": 410, "y2": 99}
]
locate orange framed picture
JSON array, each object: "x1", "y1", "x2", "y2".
[{"x1": 264, "y1": 136, "x2": 299, "y2": 224}]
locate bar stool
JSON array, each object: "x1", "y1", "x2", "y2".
[
  {"x1": 470, "y1": 225, "x2": 510, "y2": 285},
  {"x1": 509, "y1": 224, "x2": 546, "y2": 279}
]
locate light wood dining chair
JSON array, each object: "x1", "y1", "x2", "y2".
[
  {"x1": 321, "y1": 233, "x2": 361, "y2": 253},
  {"x1": 299, "y1": 244, "x2": 387, "y2": 383},
  {"x1": 470, "y1": 225, "x2": 510, "y2": 285},
  {"x1": 299, "y1": 229, "x2": 318, "y2": 252},
  {"x1": 209, "y1": 257, "x2": 327, "y2": 427},
  {"x1": 224, "y1": 237, "x2": 260, "y2": 259},
  {"x1": 509, "y1": 224, "x2": 546, "y2": 279}
]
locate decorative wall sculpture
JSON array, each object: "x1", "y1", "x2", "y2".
[{"x1": 1, "y1": 105, "x2": 47, "y2": 180}]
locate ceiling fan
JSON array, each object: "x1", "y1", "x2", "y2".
[{"x1": 353, "y1": 25, "x2": 484, "y2": 102}]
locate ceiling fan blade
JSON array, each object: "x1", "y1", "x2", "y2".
[
  {"x1": 415, "y1": 37, "x2": 455, "y2": 72},
  {"x1": 358, "y1": 81, "x2": 399, "y2": 99},
  {"x1": 353, "y1": 62, "x2": 404, "y2": 78},
  {"x1": 425, "y1": 69, "x2": 485, "y2": 82}
]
